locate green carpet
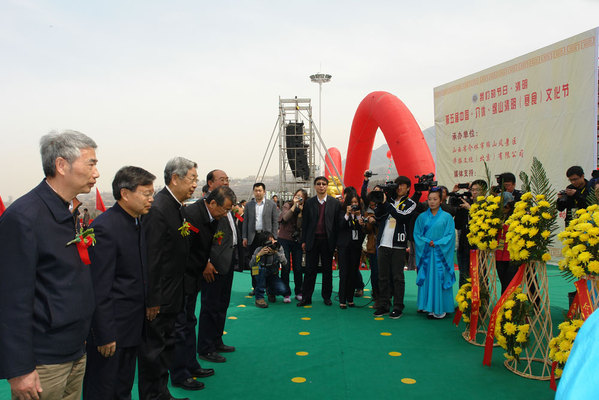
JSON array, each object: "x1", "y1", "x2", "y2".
[{"x1": 1, "y1": 266, "x2": 569, "y2": 400}]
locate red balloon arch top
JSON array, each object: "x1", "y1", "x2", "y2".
[{"x1": 343, "y1": 91, "x2": 435, "y2": 193}]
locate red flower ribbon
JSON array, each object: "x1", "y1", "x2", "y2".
[
  {"x1": 76, "y1": 235, "x2": 93, "y2": 265},
  {"x1": 188, "y1": 224, "x2": 199, "y2": 234},
  {"x1": 234, "y1": 212, "x2": 244, "y2": 222},
  {"x1": 550, "y1": 361, "x2": 558, "y2": 391}
]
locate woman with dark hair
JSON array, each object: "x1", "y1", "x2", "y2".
[
  {"x1": 337, "y1": 190, "x2": 365, "y2": 308},
  {"x1": 278, "y1": 189, "x2": 308, "y2": 302},
  {"x1": 414, "y1": 188, "x2": 456, "y2": 319}
]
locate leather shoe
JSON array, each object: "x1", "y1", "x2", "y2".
[
  {"x1": 191, "y1": 368, "x2": 214, "y2": 378},
  {"x1": 216, "y1": 344, "x2": 235, "y2": 353},
  {"x1": 296, "y1": 299, "x2": 312, "y2": 307},
  {"x1": 324, "y1": 299, "x2": 332, "y2": 306},
  {"x1": 198, "y1": 352, "x2": 226, "y2": 363},
  {"x1": 171, "y1": 377, "x2": 205, "y2": 391}
]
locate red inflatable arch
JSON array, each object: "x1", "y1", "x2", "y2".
[
  {"x1": 324, "y1": 147, "x2": 343, "y2": 180},
  {"x1": 343, "y1": 91, "x2": 435, "y2": 193}
]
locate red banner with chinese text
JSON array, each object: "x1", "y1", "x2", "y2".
[{"x1": 469, "y1": 250, "x2": 480, "y2": 340}]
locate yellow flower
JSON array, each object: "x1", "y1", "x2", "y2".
[
  {"x1": 516, "y1": 293, "x2": 528, "y2": 302},
  {"x1": 571, "y1": 265, "x2": 585, "y2": 278},
  {"x1": 528, "y1": 227, "x2": 539, "y2": 237},
  {"x1": 514, "y1": 346, "x2": 522, "y2": 355},
  {"x1": 588, "y1": 261, "x2": 599, "y2": 273},
  {"x1": 542, "y1": 253, "x2": 551, "y2": 262},
  {"x1": 519, "y1": 249, "x2": 530, "y2": 259},
  {"x1": 536, "y1": 194, "x2": 546, "y2": 201},
  {"x1": 578, "y1": 252, "x2": 593, "y2": 263},
  {"x1": 526, "y1": 241, "x2": 535, "y2": 248},
  {"x1": 542, "y1": 212, "x2": 552, "y2": 220},
  {"x1": 504, "y1": 309, "x2": 512, "y2": 320},
  {"x1": 518, "y1": 324, "x2": 530, "y2": 334},
  {"x1": 555, "y1": 368, "x2": 563, "y2": 378},
  {"x1": 529, "y1": 216, "x2": 540, "y2": 224},
  {"x1": 456, "y1": 295, "x2": 465, "y2": 302},
  {"x1": 559, "y1": 340, "x2": 572, "y2": 352},
  {"x1": 521, "y1": 192, "x2": 533, "y2": 201},
  {"x1": 488, "y1": 228, "x2": 498, "y2": 237},
  {"x1": 538, "y1": 200, "x2": 550, "y2": 208},
  {"x1": 516, "y1": 332, "x2": 528, "y2": 343},
  {"x1": 489, "y1": 240, "x2": 498, "y2": 250},
  {"x1": 504, "y1": 300, "x2": 516, "y2": 309},
  {"x1": 541, "y1": 230, "x2": 551, "y2": 239},
  {"x1": 565, "y1": 331, "x2": 577, "y2": 341}
]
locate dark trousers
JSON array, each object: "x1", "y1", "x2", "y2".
[
  {"x1": 457, "y1": 230, "x2": 471, "y2": 288},
  {"x1": 198, "y1": 267, "x2": 234, "y2": 354},
  {"x1": 377, "y1": 246, "x2": 406, "y2": 312},
  {"x1": 353, "y1": 265, "x2": 365, "y2": 291},
  {"x1": 138, "y1": 312, "x2": 178, "y2": 400},
  {"x1": 170, "y1": 292, "x2": 202, "y2": 384},
  {"x1": 496, "y1": 260, "x2": 519, "y2": 294},
  {"x1": 338, "y1": 244, "x2": 362, "y2": 304},
  {"x1": 279, "y1": 238, "x2": 304, "y2": 296},
  {"x1": 303, "y1": 236, "x2": 333, "y2": 302},
  {"x1": 368, "y1": 252, "x2": 379, "y2": 298},
  {"x1": 83, "y1": 343, "x2": 138, "y2": 400}
]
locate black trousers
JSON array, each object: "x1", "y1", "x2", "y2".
[
  {"x1": 170, "y1": 292, "x2": 202, "y2": 384},
  {"x1": 338, "y1": 244, "x2": 362, "y2": 304},
  {"x1": 83, "y1": 343, "x2": 138, "y2": 400},
  {"x1": 198, "y1": 266, "x2": 234, "y2": 354},
  {"x1": 457, "y1": 230, "x2": 471, "y2": 288},
  {"x1": 496, "y1": 260, "x2": 519, "y2": 294},
  {"x1": 303, "y1": 236, "x2": 333, "y2": 302},
  {"x1": 377, "y1": 246, "x2": 406, "y2": 312},
  {"x1": 138, "y1": 312, "x2": 178, "y2": 400}
]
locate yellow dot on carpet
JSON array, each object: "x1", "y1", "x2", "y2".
[
  {"x1": 223, "y1": 331, "x2": 227, "y2": 335},
  {"x1": 364, "y1": 288, "x2": 371, "y2": 292},
  {"x1": 296, "y1": 351, "x2": 309, "y2": 356},
  {"x1": 299, "y1": 331, "x2": 310, "y2": 336},
  {"x1": 228, "y1": 316, "x2": 238, "y2": 320},
  {"x1": 291, "y1": 377, "x2": 306, "y2": 383},
  {"x1": 245, "y1": 295, "x2": 253, "y2": 298},
  {"x1": 389, "y1": 352, "x2": 402, "y2": 357},
  {"x1": 369, "y1": 306, "x2": 373, "y2": 309},
  {"x1": 303, "y1": 305, "x2": 312, "y2": 308},
  {"x1": 401, "y1": 378, "x2": 416, "y2": 384},
  {"x1": 237, "y1": 305, "x2": 246, "y2": 308},
  {"x1": 301, "y1": 317, "x2": 311, "y2": 320},
  {"x1": 364, "y1": 296, "x2": 371, "y2": 299},
  {"x1": 380, "y1": 332, "x2": 392, "y2": 336},
  {"x1": 374, "y1": 317, "x2": 384, "y2": 321}
]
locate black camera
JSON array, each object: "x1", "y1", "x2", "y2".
[
  {"x1": 265, "y1": 241, "x2": 281, "y2": 251},
  {"x1": 558, "y1": 189, "x2": 567, "y2": 197},
  {"x1": 379, "y1": 181, "x2": 399, "y2": 201},
  {"x1": 367, "y1": 190, "x2": 385, "y2": 205},
  {"x1": 448, "y1": 191, "x2": 473, "y2": 207},
  {"x1": 414, "y1": 173, "x2": 438, "y2": 192},
  {"x1": 491, "y1": 174, "x2": 504, "y2": 194},
  {"x1": 351, "y1": 204, "x2": 361, "y2": 211},
  {"x1": 364, "y1": 170, "x2": 377, "y2": 178}
]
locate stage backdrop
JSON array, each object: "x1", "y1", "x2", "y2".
[{"x1": 434, "y1": 28, "x2": 598, "y2": 259}]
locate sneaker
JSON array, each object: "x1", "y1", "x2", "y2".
[
  {"x1": 283, "y1": 296, "x2": 291, "y2": 303},
  {"x1": 295, "y1": 294, "x2": 303, "y2": 301},
  {"x1": 389, "y1": 310, "x2": 403, "y2": 319},
  {"x1": 255, "y1": 299, "x2": 268, "y2": 308},
  {"x1": 373, "y1": 308, "x2": 389, "y2": 317},
  {"x1": 267, "y1": 294, "x2": 276, "y2": 303}
]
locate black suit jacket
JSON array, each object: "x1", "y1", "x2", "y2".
[
  {"x1": 183, "y1": 199, "x2": 217, "y2": 292},
  {"x1": 88, "y1": 202, "x2": 147, "y2": 348},
  {"x1": 143, "y1": 187, "x2": 188, "y2": 314},
  {"x1": 301, "y1": 195, "x2": 340, "y2": 252},
  {"x1": 208, "y1": 214, "x2": 235, "y2": 275},
  {"x1": 337, "y1": 212, "x2": 366, "y2": 248},
  {"x1": 0, "y1": 180, "x2": 95, "y2": 379}
]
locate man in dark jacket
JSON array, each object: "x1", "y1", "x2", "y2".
[
  {"x1": 83, "y1": 166, "x2": 155, "y2": 400},
  {"x1": 0, "y1": 130, "x2": 99, "y2": 400},
  {"x1": 557, "y1": 165, "x2": 592, "y2": 227}
]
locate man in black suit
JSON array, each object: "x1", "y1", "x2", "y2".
[
  {"x1": 0, "y1": 130, "x2": 99, "y2": 400},
  {"x1": 170, "y1": 186, "x2": 235, "y2": 388},
  {"x1": 83, "y1": 166, "x2": 155, "y2": 400},
  {"x1": 198, "y1": 170, "x2": 238, "y2": 363},
  {"x1": 138, "y1": 157, "x2": 198, "y2": 400},
  {"x1": 299, "y1": 176, "x2": 340, "y2": 306}
]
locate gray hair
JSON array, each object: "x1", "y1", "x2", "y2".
[
  {"x1": 206, "y1": 186, "x2": 237, "y2": 206},
  {"x1": 112, "y1": 166, "x2": 156, "y2": 200},
  {"x1": 164, "y1": 157, "x2": 197, "y2": 185},
  {"x1": 40, "y1": 130, "x2": 97, "y2": 177}
]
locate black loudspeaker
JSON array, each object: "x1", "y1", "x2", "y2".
[{"x1": 285, "y1": 123, "x2": 310, "y2": 180}]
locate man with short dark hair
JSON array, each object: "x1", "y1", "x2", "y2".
[
  {"x1": 0, "y1": 130, "x2": 99, "y2": 400},
  {"x1": 83, "y1": 166, "x2": 156, "y2": 400},
  {"x1": 557, "y1": 165, "x2": 592, "y2": 227},
  {"x1": 373, "y1": 176, "x2": 417, "y2": 319},
  {"x1": 499, "y1": 172, "x2": 522, "y2": 201},
  {"x1": 298, "y1": 176, "x2": 341, "y2": 307},
  {"x1": 138, "y1": 156, "x2": 198, "y2": 400}
]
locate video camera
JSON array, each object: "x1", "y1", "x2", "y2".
[
  {"x1": 448, "y1": 190, "x2": 473, "y2": 207},
  {"x1": 414, "y1": 173, "x2": 438, "y2": 192},
  {"x1": 265, "y1": 241, "x2": 281, "y2": 251},
  {"x1": 364, "y1": 170, "x2": 378, "y2": 179},
  {"x1": 491, "y1": 174, "x2": 504, "y2": 194}
]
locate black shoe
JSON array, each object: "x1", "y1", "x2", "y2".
[
  {"x1": 190, "y1": 368, "x2": 214, "y2": 378},
  {"x1": 248, "y1": 290, "x2": 255, "y2": 296},
  {"x1": 198, "y1": 352, "x2": 226, "y2": 363},
  {"x1": 267, "y1": 293, "x2": 276, "y2": 303},
  {"x1": 216, "y1": 344, "x2": 236, "y2": 353},
  {"x1": 340, "y1": 304, "x2": 347, "y2": 309},
  {"x1": 373, "y1": 308, "x2": 389, "y2": 317},
  {"x1": 347, "y1": 302, "x2": 355, "y2": 308},
  {"x1": 297, "y1": 300, "x2": 312, "y2": 307},
  {"x1": 389, "y1": 310, "x2": 403, "y2": 319},
  {"x1": 324, "y1": 299, "x2": 332, "y2": 306},
  {"x1": 171, "y1": 377, "x2": 205, "y2": 391}
]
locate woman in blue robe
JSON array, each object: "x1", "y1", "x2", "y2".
[{"x1": 414, "y1": 188, "x2": 456, "y2": 319}]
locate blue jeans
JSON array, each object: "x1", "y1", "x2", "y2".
[
  {"x1": 279, "y1": 238, "x2": 304, "y2": 295},
  {"x1": 255, "y1": 267, "x2": 291, "y2": 300}
]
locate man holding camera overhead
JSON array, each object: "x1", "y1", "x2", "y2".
[{"x1": 373, "y1": 176, "x2": 417, "y2": 319}]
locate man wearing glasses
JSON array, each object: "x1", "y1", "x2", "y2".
[{"x1": 298, "y1": 176, "x2": 340, "y2": 306}]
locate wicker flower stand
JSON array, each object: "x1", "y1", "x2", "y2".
[
  {"x1": 504, "y1": 261, "x2": 552, "y2": 380},
  {"x1": 462, "y1": 250, "x2": 499, "y2": 346}
]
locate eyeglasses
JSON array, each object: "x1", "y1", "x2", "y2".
[
  {"x1": 183, "y1": 175, "x2": 199, "y2": 184},
  {"x1": 136, "y1": 191, "x2": 155, "y2": 198},
  {"x1": 315, "y1": 182, "x2": 328, "y2": 186}
]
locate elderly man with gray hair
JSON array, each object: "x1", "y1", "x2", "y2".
[
  {"x1": 0, "y1": 130, "x2": 99, "y2": 400},
  {"x1": 138, "y1": 156, "x2": 198, "y2": 400}
]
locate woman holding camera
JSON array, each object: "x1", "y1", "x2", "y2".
[
  {"x1": 337, "y1": 191, "x2": 365, "y2": 308},
  {"x1": 278, "y1": 189, "x2": 308, "y2": 302}
]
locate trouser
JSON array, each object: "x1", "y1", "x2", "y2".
[
  {"x1": 170, "y1": 292, "x2": 202, "y2": 384},
  {"x1": 457, "y1": 230, "x2": 471, "y2": 288},
  {"x1": 198, "y1": 266, "x2": 234, "y2": 354},
  {"x1": 368, "y1": 252, "x2": 379, "y2": 298},
  {"x1": 138, "y1": 312, "x2": 178, "y2": 400},
  {"x1": 25, "y1": 355, "x2": 86, "y2": 400},
  {"x1": 338, "y1": 244, "x2": 362, "y2": 304},
  {"x1": 496, "y1": 260, "x2": 519, "y2": 294},
  {"x1": 302, "y1": 236, "x2": 333, "y2": 302},
  {"x1": 255, "y1": 267, "x2": 291, "y2": 299},
  {"x1": 83, "y1": 344, "x2": 137, "y2": 400},
  {"x1": 279, "y1": 238, "x2": 304, "y2": 295},
  {"x1": 377, "y1": 246, "x2": 406, "y2": 312}
]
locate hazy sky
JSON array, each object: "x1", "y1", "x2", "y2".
[{"x1": 1, "y1": 0, "x2": 598, "y2": 200}]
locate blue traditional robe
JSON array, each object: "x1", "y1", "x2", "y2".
[{"x1": 414, "y1": 208, "x2": 456, "y2": 315}]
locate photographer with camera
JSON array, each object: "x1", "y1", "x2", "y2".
[
  {"x1": 557, "y1": 166, "x2": 592, "y2": 227},
  {"x1": 492, "y1": 172, "x2": 522, "y2": 201},
  {"x1": 250, "y1": 232, "x2": 291, "y2": 308},
  {"x1": 277, "y1": 189, "x2": 308, "y2": 302},
  {"x1": 372, "y1": 176, "x2": 417, "y2": 319}
]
